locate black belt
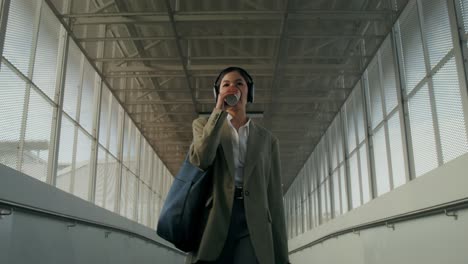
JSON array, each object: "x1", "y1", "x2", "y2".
[{"x1": 234, "y1": 186, "x2": 244, "y2": 200}]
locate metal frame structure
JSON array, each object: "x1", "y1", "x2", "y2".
[
  {"x1": 451, "y1": 0, "x2": 468, "y2": 144},
  {"x1": 3, "y1": 0, "x2": 468, "y2": 241},
  {"x1": 36, "y1": 0, "x2": 410, "y2": 189},
  {"x1": 0, "y1": 0, "x2": 175, "y2": 229},
  {"x1": 0, "y1": 0, "x2": 9, "y2": 62},
  {"x1": 284, "y1": 0, "x2": 468, "y2": 239}
]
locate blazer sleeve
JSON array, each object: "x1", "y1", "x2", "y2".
[
  {"x1": 268, "y1": 136, "x2": 290, "y2": 264},
  {"x1": 189, "y1": 108, "x2": 228, "y2": 170}
]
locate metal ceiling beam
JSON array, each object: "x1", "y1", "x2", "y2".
[
  {"x1": 65, "y1": 10, "x2": 392, "y2": 25},
  {"x1": 77, "y1": 34, "x2": 386, "y2": 42},
  {"x1": 105, "y1": 64, "x2": 275, "y2": 72},
  {"x1": 110, "y1": 0, "x2": 195, "y2": 152},
  {"x1": 112, "y1": 88, "x2": 188, "y2": 92},
  {"x1": 163, "y1": 0, "x2": 198, "y2": 113},
  {"x1": 95, "y1": 56, "x2": 271, "y2": 62},
  {"x1": 104, "y1": 73, "x2": 271, "y2": 78},
  {"x1": 96, "y1": 63, "x2": 361, "y2": 74},
  {"x1": 266, "y1": 0, "x2": 291, "y2": 131},
  {"x1": 93, "y1": 55, "x2": 371, "y2": 62},
  {"x1": 104, "y1": 71, "x2": 361, "y2": 78},
  {"x1": 104, "y1": 71, "x2": 357, "y2": 78},
  {"x1": 91, "y1": 1, "x2": 115, "y2": 13},
  {"x1": 114, "y1": 40, "x2": 164, "y2": 66}
]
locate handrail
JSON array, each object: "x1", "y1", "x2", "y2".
[
  {"x1": 0, "y1": 198, "x2": 186, "y2": 255},
  {"x1": 289, "y1": 197, "x2": 468, "y2": 254}
]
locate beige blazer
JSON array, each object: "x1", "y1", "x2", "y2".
[{"x1": 188, "y1": 109, "x2": 289, "y2": 264}]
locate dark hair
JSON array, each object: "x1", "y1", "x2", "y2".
[{"x1": 213, "y1": 66, "x2": 255, "y2": 103}]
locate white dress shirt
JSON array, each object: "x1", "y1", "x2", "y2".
[{"x1": 227, "y1": 114, "x2": 251, "y2": 187}]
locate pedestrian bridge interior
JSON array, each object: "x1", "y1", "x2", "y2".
[{"x1": 1, "y1": 0, "x2": 468, "y2": 263}]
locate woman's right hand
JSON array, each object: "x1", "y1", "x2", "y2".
[{"x1": 215, "y1": 86, "x2": 239, "y2": 110}]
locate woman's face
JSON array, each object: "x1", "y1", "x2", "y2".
[{"x1": 219, "y1": 71, "x2": 248, "y2": 109}]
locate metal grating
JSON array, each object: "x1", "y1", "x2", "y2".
[
  {"x1": 0, "y1": 63, "x2": 26, "y2": 172},
  {"x1": 21, "y1": 88, "x2": 54, "y2": 182},
  {"x1": 433, "y1": 58, "x2": 468, "y2": 163},
  {"x1": 408, "y1": 85, "x2": 438, "y2": 177}
]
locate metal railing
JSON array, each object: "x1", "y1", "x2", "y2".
[{"x1": 289, "y1": 197, "x2": 468, "y2": 254}]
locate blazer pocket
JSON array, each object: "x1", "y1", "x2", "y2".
[{"x1": 266, "y1": 208, "x2": 272, "y2": 223}]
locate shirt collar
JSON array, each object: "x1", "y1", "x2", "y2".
[{"x1": 227, "y1": 114, "x2": 251, "y2": 130}]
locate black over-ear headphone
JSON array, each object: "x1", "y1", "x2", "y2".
[{"x1": 213, "y1": 66, "x2": 255, "y2": 103}]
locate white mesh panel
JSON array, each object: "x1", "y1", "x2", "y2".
[
  {"x1": 318, "y1": 183, "x2": 325, "y2": 225},
  {"x1": 380, "y1": 36, "x2": 399, "y2": 114},
  {"x1": 79, "y1": 61, "x2": 97, "y2": 133},
  {"x1": 0, "y1": 64, "x2": 26, "y2": 171},
  {"x1": 349, "y1": 152, "x2": 361, "y2": 209},
  {"x1": 99, "y1": 85, "x2": 110, "y2": 146},
  {"x1": 458, "y1": 0, "x2": 468, "y2": 39},
  {"x1": 32, "y1": 3, "x2": 61, "y2": 101},
  {"x1": 408, "y1": 85, "x2": 438, "y2": 176},
  {"x1": 73, "y1": 129, "x2": 92, "y2": 200},
  {"x1": 332, "y1": 171, "x2": 341, "y2": 217},
  {"x1": 3, "y1": 0, "x2": 38, "y2": 76},
  {"x1": 345, "y1": 99, "x2": 356, "y2": 152},
  {"x1": 108, "y1": 96, "x2": 121, "y2": 156},
  {"x1": 339, "y1": 165, "x2": 348, "y2": 213},
  {"x1": 21, "y1": 89, "x2": 54, "y2": 182},
  {"x1": 94, "y1": 147, "x2": 106, "y2": 207},
  {"x1": 312, "y1": 190, "x2": 319, "y2": 227},
  {"x1": 131, "y1": 129, "x2": 140, "y2": 173},
  {"x1": 359, "y1": 145, "x2": 371, "y2": 204},
  {"x1": 420, "y1": 0, "x2": 453, "y2": 68},
  {"x1": 56, "y1": 115, "x2": 75, "y2": 193},
  {"x1": 367, "y1": 59, "x2": 384, "y2": 129},
  {"x1": 62, "y1": 40, "x2": 82, "y2": 120},
  {"x1": 336, "y1": 116, "x2": 345, "y2": 163},
  {"x1": 433, "y1": 58, "x2": 468, "y2": 163},
  {"x1": 138, "y1": 180, "x2": 149, "y2": 226},
  {"x1": 388, "y1": 113, "x2": 406, "y2": 188},
  {"x1": 373, "y1": 126, "x2": 390, "y2": 196},
  {"x1": 121, "y1": 169, "x2": 137, "y2": 220},
  {"x1": 105, "y1": 153, "x2": 118, "y2": 212},
  {"x1": 399, "y1": 3, "x2": 426, "y2": 94},
  {"x1": 355, "y1": 85, "x2": 366, "y2": 143}
]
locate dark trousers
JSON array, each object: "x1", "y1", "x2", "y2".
[{"x1": 196, "y1": 198, "x2": 259, "y2": 264}]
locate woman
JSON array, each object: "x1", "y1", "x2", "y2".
[{"x1": 188, "y1": 67, "x2": 290, "y2": 264}]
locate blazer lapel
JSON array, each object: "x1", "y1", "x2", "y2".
[
  {"x1": 220, "y1": 120, "x2": 236, "y2": 181},
  {"x1": 243, "y1": 121, "x2": 262, "y2": 186}
]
